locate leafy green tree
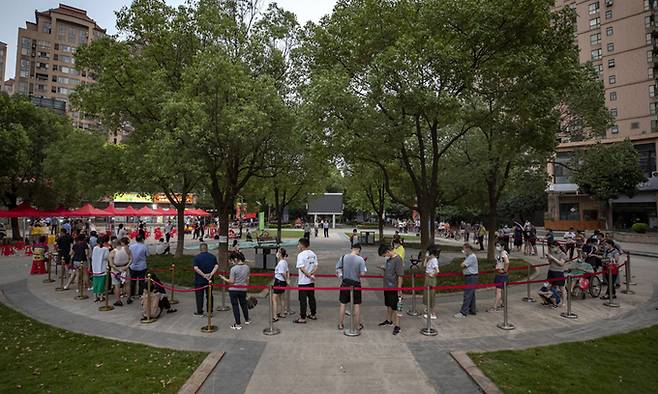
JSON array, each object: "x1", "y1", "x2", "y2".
[
  {"x1": 344, "y1": 164, "x2": 390, "y2": 240},
  {"x1": 0, "y1": 93, "x2": 71, "y2": 239},
  {"x1": 303, "y1": 0, "x2": 601, "y2": 250},
  {"x1": 571, "y1": 140, "x2": 647, "y2": 229}
]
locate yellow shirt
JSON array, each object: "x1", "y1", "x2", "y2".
[{"x1": 394, "y1": 245, "x2": 405, "y2": 261}]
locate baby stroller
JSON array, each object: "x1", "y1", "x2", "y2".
[{"x1": 566, "y1": 260, "x2": 601, "y2": 299}]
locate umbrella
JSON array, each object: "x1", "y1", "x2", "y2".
[
  {"x1": 68, "y1": 204, "x2": 113, "y2": 217},
  {"x1": 136, "y1": 206, "x2": 158, "y2": 216}
]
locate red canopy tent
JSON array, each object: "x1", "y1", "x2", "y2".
[
  {"x1": 243, "y1": 212, "x2": 257, "y2": 220},
  {"x1": 136, "y1": 206, "x2": 158, "y2": 216},
  {"x1": 110, "y1": 205, "x2": 139, "y2": 216},
  {"x1": 68, "y1": 204, "x2": 112, "y2": 217},
  {"x1": 3, "y1": 202, "x2": 44, "y2": 218},
  {"x1": 154, "y1": 208, "x2": 173, "y2": 216},
  {"x1": 41, "y1": 205, "x2": 72, "y2": 217},
  {"x1": 188, "y1": 208, "x2": 210, "y2": 217}
]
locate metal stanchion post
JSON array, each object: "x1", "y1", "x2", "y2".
[
  {"x1": 264, "y1": 284, "x2": 281, "y2": 336},
  {"x1": 141, "y1": 274, "x2": 157, "y2": 323},
  {"x1": 603, "y1": 266, "x2": 619, "y2": 308},
  {"x1": 497, "y1": 281, "x2": 515, "y2": 330},
  {"x1": 344, "y1": 286, "x2": 361, "y2": 337},
  {"x1": 216, "y1": 280, "x2": 230, "y2": 311},
  {"x1": 541, "y1": 241, "x2": 545, "y2": 259},
  {"x1": 407, "y1": 272, "x2": 420, "y2": 316},
  {"x1": 420, "y1": 280, "x2": 437, "y2": 336},
  {"x1": 560, "y1": 275, "x2": 577, "y2": 319},
  {"x1": 622, "y1": 253, "x2": 636, "y2": 294},
  {"x1": 285, "y1": 282, "x2": 295, "y2": 316},
  {"x1": 522, "y1": 263, "x2": 535, "y2": 302},
  {"x1": 55, "y1": 255, "x2": 66, "y2": 291},
  {"x1": 75, "y1": 265, "x2": 88, "y2": 300},
  {"x1": 43, "y1": 254, "x2": 55, "y2": 283},
  {"x1": 99, "y1": 267, "x2": 115, "y2": 312},
  {"x1": 201, "y1": 280, "x2": 218, "y2": 332},
  {"x1": 169, "y1": 264, "x2": 179, "y2": 305}
]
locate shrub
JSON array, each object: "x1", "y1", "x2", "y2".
[{"x1": 631, "y1": 223, "x2": 649, "y2": 233}]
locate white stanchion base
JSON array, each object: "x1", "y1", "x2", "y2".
[
  {"x1": 497, "y1": 323, "x2": 515, "y2": 330},
  {"x1": 420, "y1": 328, "x2": 438, "y2": 336},
  {"x1": 560, "y1": 312, "x2": 578, "y2": 319},
  {"x1": 263, "y1": 327, "x2": 281, "y2": 336}
]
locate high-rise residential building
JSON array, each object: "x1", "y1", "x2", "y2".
[
  {"x1": 14, "y1": 4, "x2": 105, "y2": 129},
  {"x1": 0, "y1": 41, "x2": 7, "y2": 88},
  {"x1": 2, "y1": 78, "x2": 15, "y2": 95},
  {"x1": 547, "y1": 0, "x2": 658, "y2": 230}
]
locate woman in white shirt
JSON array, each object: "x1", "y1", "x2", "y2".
[
  {"x1": 91, "y1": 236, "x2": 110, "y2": 302},
  {"x1": 423, "y1": 245, "x2": 440, "y2": 320},
  {"x1": 489, "y1": 241, "x2": 510, "y2": 312},
  {"x1": 272, "y1": 248, "x2": 289, "y2": 321}
]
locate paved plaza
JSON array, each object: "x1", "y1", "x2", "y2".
[{"x1": 1, "y1": 231, "x2": 657, "y2": 393}]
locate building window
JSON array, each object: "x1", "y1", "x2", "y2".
[
  {"x1": 650, "y1": 68, "x2": 655, "y2": 79},
  {"x1": 79, "y1": 31, "x2": 88, "y2": 44},
  {"x1": 607, "y1": 43, "x2": 614, "y2": 52},
  {"x1": 646, "y1": 0, "x2": 651, "y2": 10},
  {"x1": 631, "y1": 122, "x2": 640, "y2": 129},
  {"x1": 635, "y1": 143, "x2": 657, "y2": 176},
  {"x1": 609, "y1": 91, "x2": 617, "y2": 101},
  {"x1": 589, "y1": 2, "x2": 600, "y2": 14},
  {"x1": 590, "y1": 33, "x2": 601, "y2": 45},
  {"x1": 590, "y1": 18, "x2": 601, "y2": 30},
  {"x1": 19, "y1": 59, "x2": 29, "y2": 78},
  {"x1": 42, "y1": 22, "x2": 51, "y2": 33},
  {"x1": 651, "y1": 102, "x2": 658, "y2": 115},
  {"x1": 608, "y1": 59, "x2": 615, "y2": 68},
  {"x1": 610, "y1": 125, "x2": 619, "y2": 134},
  {"x1": 608, "y1": 75, "x2": 616, "y2": 84},
  {"x1": 606, "y1": 27, "x2": 614, "y2": 36},
  {"x1": 595, "y1": 64, "x2": 604, "y2": 77},
  {"x1": 646, "y1": 16, "x2": 652, "y2": 29},
  {"x1": 554, "y1": 152, "x2": 573, "y2": 184},
  {"x1": 650, "y1": 85, "x2": 656, "y2": 97},
  {"x1": 605, "y1": 10, "x2": 613, "y2": 19},
  {"x1": 648, "y1": 33, "x2": 654, "y2": 45},
  {"x1": 605, "y1": 0, "x2": 613, "y2": 6},
  {"x1": 648, "y1": 50, "x2": 653, "y2": 63},
  {"x1": 583, "y1": 210, "x2": 598, "y2": 221},
  {"x1": 60, "y1": 44, "x2": 75, "y2": 53},
  {"x1": 591, "y1": 48, "x2": 602, "y2": 60},
  {"x1": 559, "y1": 203, "x2": 580, "y2": 221},
  {"x1": 610, "y1": 108, "x2": 618, "y2": 117}
]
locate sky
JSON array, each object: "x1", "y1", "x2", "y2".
[{"x1": 0, "y1": 0, "x2": 337, "y2": 81}]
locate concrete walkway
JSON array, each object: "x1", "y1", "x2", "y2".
[{"x1": 1, "y1": 230, "x2": 657, "y2": 393}]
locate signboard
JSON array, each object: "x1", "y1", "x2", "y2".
[
  {"x1": 152, "y1": 193, "x2": 195, "y2": 204},
  {"x1": 258, "y1": 212, "x2": 265, "y2": 231},
  {"x1": 113, "y1": 193, "x2": 152, "y2": 203}
]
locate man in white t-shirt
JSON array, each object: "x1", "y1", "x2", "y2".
[{"x1": 293, "y1": 238, "x2": 318, "y2": 324}]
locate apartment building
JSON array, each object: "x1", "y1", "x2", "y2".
[
  {"x1": 13, "y1": 4, "x2": 105, "y2": 130},
  {"x1": 0, "y1": 41, "x2": 6, "y2": 88},
  {"x1": 546, "y1": 0, "x2": 658, "y2": 230},
  {"x1": 2, "y1": 78, "x2": 14, "y2": 95}
]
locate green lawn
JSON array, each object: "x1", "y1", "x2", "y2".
[
  {"x1": 402, "y1": 257, "x2": 533, "y2": 295},
  {"x1": 0, "y1": 302, "x2": 206, "y2": 394},
  {"x1": 149, "y1": 254, "x2": 273, "y2": 293},
  {"x1": 469, "y1": 325, "x2": 658, "y2": 394}
]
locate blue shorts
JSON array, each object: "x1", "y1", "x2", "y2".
[{"x1": 494, "y1": 274, "x2": 508, "y2": 289}]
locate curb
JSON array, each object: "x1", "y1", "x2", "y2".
[
  {"x1": 178, "y1": 351, "x2": 224, "y2": 394},
  {"x1": 450, "y1": 351, "x2": 502, "y2": 394}
]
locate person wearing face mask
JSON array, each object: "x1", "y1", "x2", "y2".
[
  {"x1": 488, "y1": 241, "x2": 509, "y2": 312},
  {"x1": 423, "y1": 245, "x2": 440, "y2": 320},
  {"x1": 546, "y1": 240, "x2": 567, "y2": 298},
  {"x1": 600, "y1": 239, "x2": 621, "y2": 300},
  {"x1": 454, "y1": 243, "x2": 478, "y2": 319}
]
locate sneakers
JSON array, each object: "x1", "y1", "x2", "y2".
[
  {"x1": 453, "y1": 313, "x2": 466, "y2": 319},
  {"x1": 244, "y1": 320, "x2": 252, "y2": 325},
  {"x1": 392, "y1": 326, "x2": 401, "y2": 335},
  {"x1": 193, "y1": 312, "x2": 205, "y2": 317},
  {"x1": 423, "y1": 314, "x2": 438, "y2": 320},
  {"x1": 230, "y1": 324, "x2": 242, "y2": 330},
  {"x1": 126, "y1": 298, "x2": 133, "y2": 305},
  {"x1": 113, "y1": 301, "x2": 123, "y2": 307},
  {"x1": 378, "y1": 320, "x2": 393, "y2": 326}
]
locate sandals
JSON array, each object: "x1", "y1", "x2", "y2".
[
  {"x1": 293, "y1": 318, "x2": 307, "y2": 324},
  {"x1": 307, "y1": 315, "x2": 317, "y2": 320},
  {"x1": 272, "y1": 317, "x2": 279, "y2": 323},
  {"x1": 337, "y1": 323, "x2": 344, "y2": 330}
]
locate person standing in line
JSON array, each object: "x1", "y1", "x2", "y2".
[
  {"x1": 423, "y1": 245, "x2": 440, "y2": 320},
  {"x1": 454, "y1": 243, "x2": 479, "y2": 319},
  {"x1": 502, "y1": 225, "x2": 512, "y2": 252},
  {"x1": 293, "y1": 238, "x2": 318, "y2": 324},
  {"x1": 56, "y1": 228, "x2": 73, "y2": 272},
  {"x1": 91, "y1": 236, "x2": 110, "y2": 302},
  {"x1": 65, "y1": 235, "x2": 88, "y2": 289},
  {"x1": 303, "y1": 221, "x2": 311, "y2": 243},
  {"x1": 600, "y1": 239, "x2": 621, "y2": 300},
  {"x1": 192, "y1": 243, "x2": 219, "y2": 317},
  {"x1": 218, "y1": 252, "x2": 252, "y2": 329},
  {"x1": 314, "y1": 220, "x2": 319, "y2": 238},
  {"x1": 272, "y1": 248, "x2": 290, "y2": 321},
  {"x1": 392, "y1": 236, "x2": 406, "y2": 262},
  {"x1": 464, "y1": 223, "x2": 472, "y2": 242},
  {"x1": 323, "y1": 220, "x2": 330, "y2": 238},
  {"x1": 563, "y1": 227, "x2": 576, "y2": 260},
  {"x1": 336, "y1": 243, "x2": 367, "y2": 330},
  {"x1": 164, "y1": 221, "x2": 173, "y2": 243},
  {"x1": 546, "y1": 240, "x2": 567, "y2": 298},
  {"x1": 488, "y1": 241, "x2": 509, "y2": 312},
  {"x1": 116, "y1": 224, "x2": 127, "y2": 240},
  {"x1": 110, "y1": 237, "x2": 132, "y2": 306},
  {"x1": 127, "y1": 235, "x2": 149, "y2": 304},
  {"x1": 30, "y1": 236, "x2": 49, "y2": 275},
  {"x1": 61, "y1": 220, "x2": 72, "y2": 235},
  {"x1": 377, "y1": 244, "x2": 404, "y2": 335}
]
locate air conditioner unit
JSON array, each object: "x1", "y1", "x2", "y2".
[
  {"x1": 652, "y1": 171, "x2": 658, "y2": 177},
  {"x1": 605, "y1": 0, "x2": 613, "y2": 6}
]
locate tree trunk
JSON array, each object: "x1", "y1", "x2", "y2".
[
  {"x1": 377, "y1": 211, "x2": 385, "y2": 242},
  {"x1": 175, "y1": 204, "x2": 186, "y2": 258},
  {"x1": 276, "y1": 211, "x2": 283, "y2": 243},
  {"x1": 418, "y1": 203, "x2": 434, "y2": 252},
  {"x1": 486, "y1": 209, "x2": 497, "y2": 261},
  {"x1": 216, "y1": 207, "x2": 230, "y2": 272}
]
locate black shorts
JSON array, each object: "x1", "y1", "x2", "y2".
[
  {"x1": 339, "y1": 281, "x2": 362, "y2": 305},
  {"x1": 273, "y1": 279, "x2": 286, "y2": 295},
  {"x1": 547, "y1": 270, "x2": 565, "y2": 287},
  {"x1": 61, "y1": 253, "x2": 71, "y2": 264},
  {"x1": 384, "y1": 290, "x2": 398, "y2": 310}
]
